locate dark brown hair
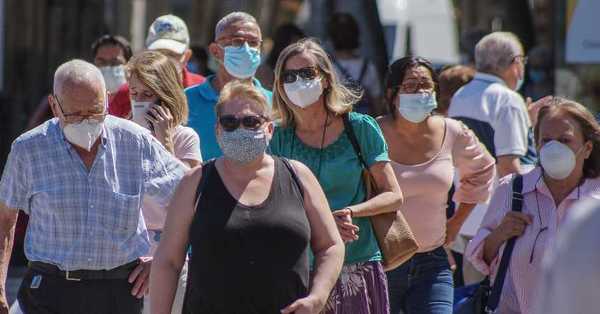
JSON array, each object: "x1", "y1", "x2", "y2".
[
  {"x1": 438, "y1": 65, "x2": 475, "y2": 113},
  {"x1": 534, "y1": 98, "x2": 600, "y2": 179}
]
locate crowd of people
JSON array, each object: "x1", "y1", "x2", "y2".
[{"x1": 0, "y1": 9, "x2": 599, "y2": 314}]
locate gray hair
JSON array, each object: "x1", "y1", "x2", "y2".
[
  {"x1": 53, "y1": 59, "x2": 106, "y2": 96},
  {"x1": 214, "y1": 11, "x2": 258, "y2": 40},
  {"x1": 475, "y1": 32, "x2": 523, "y2": 74}
]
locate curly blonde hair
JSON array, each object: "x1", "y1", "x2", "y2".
[{"x1": 272, "y1": 38, "x2": 361, "y2": 127}]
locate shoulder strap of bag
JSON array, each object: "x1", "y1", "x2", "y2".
[
  {"x1": 486, "y1": 174, "x2": 524, "y2": 312},
  {"x1": 358, "y1": 58, "x2": 369, "y2": 83},
  {"x1": 342, "y1": 113, "x2": 369, "y2": 171},
  {"x1": 193, "y1": 159, "x2": 216, "y2": 210},
  {"x1": 280, "y1": 157, "x2": 304, "y2": 200}
]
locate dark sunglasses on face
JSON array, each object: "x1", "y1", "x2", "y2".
[
  {"x1": 219, "y1": 114, "x2": 268, "y2": 132},
  {"x1": 281, "y1": 67, "x2": 320, "y2": 84}
]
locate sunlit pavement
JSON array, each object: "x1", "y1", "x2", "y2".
[{"x1": 6, "y1": 266, "x2": 26, "y2": 306}]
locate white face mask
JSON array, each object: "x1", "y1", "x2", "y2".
[
  {"x1": 63, "y1": 119, "x2": 104, "y2": 151},
  {"x1": 539, "y1": 140, "x2": 582, "y2": 180},
  {"x1": 284, "y1": 78, "x2": 323, "y2": 108},
  {"x1": 99, "y1": 66, "x2": 127, "y2": 93},
  {"x1": 131, "y1": 100, "x2": 153, "y2": 129},
  {"x1": 397, "y1": 92, "x2": 438, "y2": 123}
]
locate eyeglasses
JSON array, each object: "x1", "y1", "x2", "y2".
[
  {"x1": 397, "y1": 79, "x2": 435, "y2": 94},
  {"x1": 281, "y1": 67, "x2": 320, "y2": 84},
  {"x1": 218, "y1": 114, "x2": 268, "y2": 132},
  {"x1": 54, "y1": 96, "x2": 106, "y2": 124},
  {"x1": 218, "y1": 37, "x2": 262, "y2": 49},
  {"x1": 513, "y1": 55, "x2": 529, "y2": 66}
]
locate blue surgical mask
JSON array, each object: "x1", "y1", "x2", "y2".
[
  {"x1": 397, "y1": 92, "x2": 438, "y2": 123},
  {"x1": 515, "y1": 78, "x2": 524, "y2": 91},
  {"x1": 222, "y1": 42, "x2": 261, "y2": 79}
]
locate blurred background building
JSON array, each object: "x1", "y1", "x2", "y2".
[{"x1": 0, "y1": 0, "x2": 598, "y2": 170}]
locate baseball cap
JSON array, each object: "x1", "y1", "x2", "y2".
[{"x1": 145, "y1": 15, "x2": 190, "y2": 54}]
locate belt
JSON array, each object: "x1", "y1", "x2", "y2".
[{"x1": 28, "y1": 260, "x2": 139, "y2": 281}]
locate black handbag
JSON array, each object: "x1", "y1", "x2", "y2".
[{"x1": 453, "y1": 175, "x2": 523, "y2": 314}]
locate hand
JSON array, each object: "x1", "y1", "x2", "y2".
[
  {"x1": 527, "y1": 95, "x2": 553, "y2": 127},
  {"x1": 493, "y1": 212, "x2": 533, "y2": 243},
  {"x1": 281, "y1": 294, "x2": 325, "y2": 314},
  {"x1": 332, "y1": 209, "x2": 359, "y2": 243},
  {"x1": 129, "y1": 256, "x2": 153, "y2": 299},
  {"x1": 145, "y1": 104, "x2": 175, "y2": 152},
  {"x1": 444, "y1": 217, "x2": 462, "y2": 246},
  {"x1": 0, "y1": 293, "x2": 8, "y2": 314}
]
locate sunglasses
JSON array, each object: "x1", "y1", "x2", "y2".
[
  {"x1": 281, "y1": 67, "x2": 320, "y2": 84},
  {"x1": 218, "y1": 114, "x2": 268, "y2": 132}
]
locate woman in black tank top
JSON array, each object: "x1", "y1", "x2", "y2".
[{"x1": 149, "y1": 81, "x2": 344, "y2": 314}]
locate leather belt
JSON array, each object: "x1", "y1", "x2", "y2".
[{"x1": 28, "y1": 260, "x2": 139, "y2": 281}]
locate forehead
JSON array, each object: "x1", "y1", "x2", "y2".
[
  {"x1": 59, "y1": 84, "x2": 105, "y2": 112},
  {"x1": 220, "y1": 97, "x2": 265, "y2": 115},
  {"x1": 284, "y1": 52, "x2": 317, "y2": 70},
  {"x1": 403, "y1": 66, "x2": 433, "y2": 82},
  {"x1": 128, "y1": 74, "x2": 152, "y2": 91},
  {"x1": 219, "y1": 21, "x2": 261, "y2": 40},
  {"x1": 95, "y1": 44, "x2": 124, "y2": 59},
  {"x1": 538, "y1": 112, "x2": 582, "y2": 138}
]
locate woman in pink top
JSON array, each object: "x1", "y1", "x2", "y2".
[
  {"x1": 377, "y1": 56, "x2": 495, "y2": 314},
  {"x1": 466, "y1": 97, "x2": 600, "y2": 314},
  {"x1": 126, "y1": 50, "x2": 202, "y2": 314}
]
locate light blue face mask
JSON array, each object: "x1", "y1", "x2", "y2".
[
  {"x1": 222, "y1": 42, "x2": 261, "y2": 79},
  {"x1": 397, "y1": 92, "x2": 438, "y2": 123},
  {"x1": 515, "y1": 77, "x2": 524, "y2": 91}
]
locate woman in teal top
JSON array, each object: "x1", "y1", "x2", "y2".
[{"x1": 269, "y1": 38, "x2": 404, "y2": 314}]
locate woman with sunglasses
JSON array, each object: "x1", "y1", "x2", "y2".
[
  {"x1": 150, "y1": 81, "x2": 345, "y2": 314},
  {"x1": 466, "y1": 97, "x2": 600, "y2": 314},
  {"x1": 126, "y1": 50, "x2": 202, "y2": 314},
  {"x1": 269, "y1": 38, "x2": 403, "y2": 313},
  {"x1": 377, "y1": 56, "x2": 495, "y2": 314}
]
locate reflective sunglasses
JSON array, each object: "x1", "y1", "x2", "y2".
[
  {"x1": 281, "y1": 67, "x2": 320, "y2": 84},
  {"x1": 218, "y1": 114, "x2": 268, "y2": 132}
]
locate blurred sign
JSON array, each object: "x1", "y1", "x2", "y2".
[{"x1": 566, "y1": 0, "x2": 600, "y2": 63}]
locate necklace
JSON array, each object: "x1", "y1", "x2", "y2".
[{"x1": 291, "y1": 112, "x2": 330, "y2": 180}]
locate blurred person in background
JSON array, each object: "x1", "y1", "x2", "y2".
[
  {"x1": 256, "y1": 23, "x2": 305, "y2": 90},
  {"x1": 466, "y1": 97, "x2": 600, "y2": 314},
  {"x1": 328, "y1": 13, "x2": 383, "y2": 116},
  {"x1": 109, "y1": 14, "x2": 205, "y2": 119},
  {"x1": 151, "y1": 81, "x2": 344, "y2": 314},
  {"x1": 0, "y1": 59, "x2": 186, "y2": 314},
  {"x1": 269, "y1": 38, "x2": 403, "y2": 314},
  {"x1": 522, "y1": 46, "x2": 553, "y2": 102},
  {"x1": 187, "y1": 45, "x2": 214, "y2": 77},
  {"x1": 379, "y1": 56, "x2": 495, "y2": 314},
  {"x1": 186, "y1": 11, "x2": 271, "y2": 161},
  {"x1": 126, "y1": 50, "x2": 202, "y2": 314},
  {"x1": 449, "y1": 32, "x2": 537, "y2": 178},
  {"x1": 437, "y1": 65, "x2": 475, "y2": 117}
]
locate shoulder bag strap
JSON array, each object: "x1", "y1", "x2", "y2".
[
  {"x1": 486, "y1": 174, "x2": 524, "y2": 312},
  {"x1": 342, "y1": 113, "x2": 369, "y2": 171},
  {"x1": 358, "y1": 58, "x2": 369, "y2": 83}
]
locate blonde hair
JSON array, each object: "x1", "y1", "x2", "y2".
[
  {"x1": 273, "y1": 38, "x2": 361, "y2": 127},
  {"x1": 126, "y1": 50, "x2": 189, "y2": 125},
  {"x1": 216, "y1": 80, "x2": 270, "y2": 118}
]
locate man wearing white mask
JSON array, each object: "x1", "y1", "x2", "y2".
[
  {"x1": 0, "y1": 60, "x2": 186, "y2": 314},
  {"x1": 186, "y1": 11, "x2": 271, "y2": 160},
  {"x1": 92, "y1": 34, "x2": 133, "y2": 95},
  {"x1": 109, "y1": 14, "x2": 205, "y2": 119}
]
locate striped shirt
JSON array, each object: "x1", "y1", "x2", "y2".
[
  {"x1": 0, "y1": 116, "x2": 186, "y2": 271},
  {"x1": 466, "y1": 167, "x2": 600, "y2": 313}
]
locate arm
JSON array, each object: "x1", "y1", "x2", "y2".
[
  {"x1": 344, "y1": 161, "x2": 403, "y2": 218},
  {"x1": 282, "y1": 161, "x2": 344, "y2": 314},
  {"x1": 150, "y1": 167, "x2": 203, "y2": 314},
  {"x1": 0, "y1": 205, "x2": 18, "y2": 313},
  {"x1": 497, "y1": 155, "x2": 521, "y2": 178}
]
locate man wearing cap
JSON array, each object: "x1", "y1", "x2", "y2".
[
  {"x1": 0, "y1": 60, "x2": 186, "y2": 314},
  {"x1": 185, "y1": 11, "x2": 271, "y2": 160},
  {"x1": 108, "y1": 14, "x2": 205, "y2": 119}
]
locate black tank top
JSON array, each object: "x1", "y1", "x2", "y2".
[{"x1": 183, "y1": 157, "x2": 310, "y2": 314}]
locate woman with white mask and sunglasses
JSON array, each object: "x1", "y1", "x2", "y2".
[
  {"x1": 466, "y1": 97, "x2": 600, "y2": 314},
  {"x1": 270, "y1": 38, "x2": 404, "y2": 314},
  {"x1": 150, "y1": 80, "x2": 344, "y2": 314},
  {"x1": 126, "y1": 50, "x2": 202, "y2": 314},
  {"x1": 378, "y1": 56, "x2": 496, "y2": 314}
]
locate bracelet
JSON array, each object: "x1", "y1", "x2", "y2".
[{"x1": 347, "y1": 207, "x2": 354, "y2": 218}]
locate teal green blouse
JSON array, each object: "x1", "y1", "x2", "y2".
[{"x1": 269, "y1": 112, "x2": 389, "y2": 265}]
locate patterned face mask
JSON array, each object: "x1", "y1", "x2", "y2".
[{"x1": 217, "y1": 127, "x2": 268, "y2": 164}]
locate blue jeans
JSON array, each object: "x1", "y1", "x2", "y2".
[{"x1": 386, "y1": 246, "x2": 454, "y2": 314}]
